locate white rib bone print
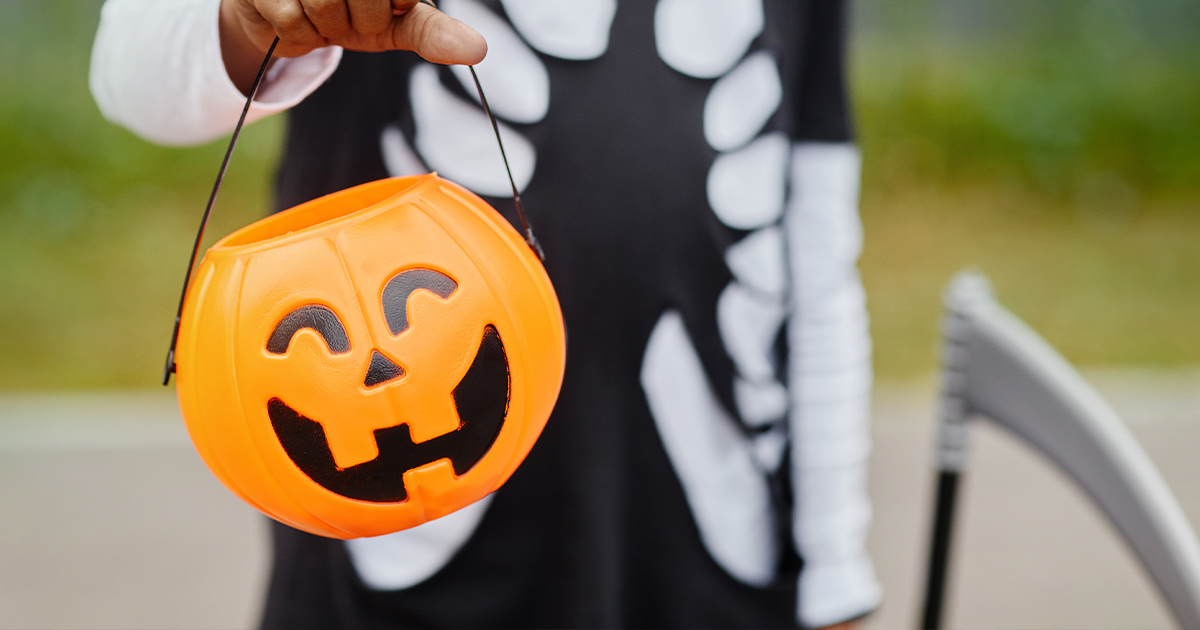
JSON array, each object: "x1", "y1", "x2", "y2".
[
  {"x1": 499, "y1": 0, "x2": 617, "y2": 60},
  {"x1": 654, "y1": 0, "x2": 763, "y2": 79}
]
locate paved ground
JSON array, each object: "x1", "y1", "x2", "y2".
[
  {"x1": 1, "y1": 370, "x2": 1197, "y2": 629},
  {"x1": 866, "y1": 370, "x2": 1200, "y2": 630}
]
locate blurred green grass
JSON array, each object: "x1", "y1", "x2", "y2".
[
  {"x1": 0, "y1": 2, "x2": 283, "y2": 388},
  {"x1": 0, "y1": 1, "x2": 1196, "y2": 388},
  {"x1": 853, "y1": 0, "x2": 1200, "y2": 377}
]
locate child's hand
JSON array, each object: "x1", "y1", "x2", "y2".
[{"x1": 219, "y1": 0, "x2": 486, "y2": 93}]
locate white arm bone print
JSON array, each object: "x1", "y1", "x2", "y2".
[{"x1": 787, "y1": 144, "x2": 882, "y2": 627}]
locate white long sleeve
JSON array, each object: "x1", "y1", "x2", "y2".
[
  {"x1": 786, "y1": 143, "x2": 883, "y2": 628},
  {"x1": 89, "y1": 0, "x2": 341, "y2": 146}
]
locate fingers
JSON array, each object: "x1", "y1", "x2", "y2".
[
  {"x1": 349, "y1": 0, "x2": 395, "y2": 35},
  {"x1": 254, "y1": 0, "x2": 326, "y2": 50},
  {"x1": 389, "y1": 1, "x2": 487, "y2": 65},
  {"x1": 252, "y1": 0, "x2": 394, "y2": 49},
  {"x1": 233, "y1": 0, "x2": 485, "y2": 64},
  {"x1": 300, "y1": 0, "x2": 352, "y2": 39},
  {"x1": 391, "y1": 0, "x2": 421, "y2": 15}
]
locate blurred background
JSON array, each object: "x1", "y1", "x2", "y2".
[{"x1": 0, "y1": 1, "x2": 1197, "y2": 628}]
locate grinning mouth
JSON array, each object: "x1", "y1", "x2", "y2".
[{"x1": 267, "y1": 325, "x2": 510, "y2": 503}]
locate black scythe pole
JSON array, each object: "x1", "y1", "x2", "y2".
[{"x1": 921, "y1": 469, "x2": 962, "y2": 629}]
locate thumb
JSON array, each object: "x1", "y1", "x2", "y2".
[{"x1": 391, "y1": 2, "x2": 487, "y2": 65}]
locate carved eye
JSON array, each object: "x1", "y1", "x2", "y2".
[
  {"x1": 266, "y1": 305, "x2": 351, "y2": 355},
  {"x1": 381, "y1": 269, "x2": 458, "y2": 335}
]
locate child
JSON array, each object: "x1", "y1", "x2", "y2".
[{"x1": 92, "y1": 1, "x2": 880, "y2": 627}]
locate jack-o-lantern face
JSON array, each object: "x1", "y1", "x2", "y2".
[
  {"x1": 174, "y1": 175, "x2": 565, "y2": 539},
  {"x1": 265, "y1": 269, "x2": 510, "y2": 504}
]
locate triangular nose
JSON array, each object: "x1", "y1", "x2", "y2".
[{"x1": 364, "y1": 350, "x2": 405, "y2": 387}]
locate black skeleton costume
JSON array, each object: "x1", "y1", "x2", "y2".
[{"x1": 91, "y1": 0, "x2": 880, "y2": 626}]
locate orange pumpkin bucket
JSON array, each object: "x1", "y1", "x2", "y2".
[
  {"x1": 162, "y1": 40, "x2": 564, "y2": 539},
  {"x1": 175, "y1": 174, "x2": 565, "y2": 539}
]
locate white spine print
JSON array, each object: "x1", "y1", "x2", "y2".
[
  {"x1": 643, "y1": 0, "x2": 787, "y2": 587},
  {"x1": 706, "y1": 132, "x2": 791, "y2": 230},
  {"x1": 704, "y1": 51, "x2": 783, "y2": 152}
]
